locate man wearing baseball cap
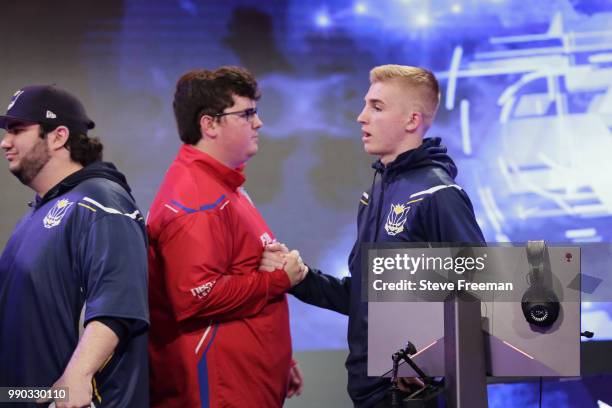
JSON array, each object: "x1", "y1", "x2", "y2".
[{"x1": 0, "y1": 85, "x2": 149, "y2": 407}]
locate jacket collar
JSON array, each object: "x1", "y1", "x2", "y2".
[
  {"x1": 371, "y1": 137, "x2": 456, "y2": 179},
  {"x1": 178, "y1": 144, "x2": 246, "y2": 190},
  {"x1": 35, "y1": 161, "x2": 132, "y2": 209}
]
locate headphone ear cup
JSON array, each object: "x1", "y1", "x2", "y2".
[{"x1": 521, "y1": 285, "x2": 560, "y2": 327}]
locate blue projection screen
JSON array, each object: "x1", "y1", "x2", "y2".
[{"x1": 1, "y1": 0, "x2": 611, "y2": 357}]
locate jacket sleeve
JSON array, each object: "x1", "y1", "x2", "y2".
[
  {"x1": 417, "y1": 187, "x2": 486, "y2": 244},
  {"x1": 289, "y1": 267, "x2": 351, "y2": 315},
  {"x1": 79, "y1": 214, "x2": 149, "y2": 337},
  {"x1": 156, "y1": 210, "x2": 291, "y2": 323}
]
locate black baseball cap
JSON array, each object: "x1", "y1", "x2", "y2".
[{"x1": 0, "y1": 85, "x2": 95, "y2": 134}]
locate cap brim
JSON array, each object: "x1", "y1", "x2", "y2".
[
  {"x1": 0, "y1": 115, "x2": 96, "y2": 133},
  {"x1": 0, "y1": 115, "x2": 39, "y2": 130}
]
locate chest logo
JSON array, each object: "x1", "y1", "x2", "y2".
[
  {"x1": 384, "y1": 203, "x2": 410, "y2": 236},
  {"x1": 43, "y1": 198, "x2": 74, "y2": 229}
]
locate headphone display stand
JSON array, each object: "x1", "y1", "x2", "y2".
[
  {"x1": 376, "y1": 242, "x2": 581, "y2": 407},
  {"x1": 443, "y1": 290, "x2": 488, "y2": 408}
]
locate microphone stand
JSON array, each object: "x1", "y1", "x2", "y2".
[{"x1": 389, "y1": 342, "x2": 440, "y2": 408}]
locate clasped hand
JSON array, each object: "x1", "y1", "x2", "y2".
[{"x1": 259, "y1": 242, "x2": 308, "y2": 286}]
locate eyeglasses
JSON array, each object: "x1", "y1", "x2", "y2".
[{"x1": 213, "y1": 107, "x2": 258, "y2": 122}]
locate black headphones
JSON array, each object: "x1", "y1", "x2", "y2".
[{"x1": 521, "y1": 241, "x2": 560, "y2": 327}]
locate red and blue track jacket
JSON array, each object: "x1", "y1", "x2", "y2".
[{"x1": 147, "y1": 144, "x2": 292, "y2": 408}]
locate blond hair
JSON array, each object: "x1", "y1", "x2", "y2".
[{"x1": 370, "y1": 64, "x2": 440, "y2": 128}]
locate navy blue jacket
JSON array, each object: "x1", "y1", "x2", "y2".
[
  {"x1": 0, "y1": 162, "x2": 149, "y2": 407},
  {"x1": 291, "y1": 138, "x2": 485, "y2": 407}
]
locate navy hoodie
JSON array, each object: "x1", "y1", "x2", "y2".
[
  {"x1": 291, "y1": 138, "x2": 485, "y2": 407},
  {"x1": 0, "y1": 162, "x2": 149, "y2": 407}
]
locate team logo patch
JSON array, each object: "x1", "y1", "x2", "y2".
[
  {"x1": 43, "y1": 198, "x2": 74, "y2": 229},
  {"x1": 384, "y1": 203, "x2": 410, "y2": 236},
  {"x1": 7, "y1": 90, "x2": 24, "y2": 111},
  {"x1": 260, "y1": 232, "x2": 273, "y2": 247}
]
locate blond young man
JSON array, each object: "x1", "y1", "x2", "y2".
[{"x1": 262, "y1": 65, "x2": 485, "y2": 407}]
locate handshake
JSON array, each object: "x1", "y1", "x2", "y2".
[{"x1": 259, "y1": 242, "x2": 309, "y2": 287}]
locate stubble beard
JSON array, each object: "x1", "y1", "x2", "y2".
[{"x1": 11, "y1": 139, "x2": 51, "y2": 186}]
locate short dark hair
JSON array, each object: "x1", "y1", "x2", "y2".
[
  {"x1": 40, "y1": 124, "x2": 103, "y2": 167},
  {"x1": 173, "y1": 66, "x2": 260, "y2": 145}
]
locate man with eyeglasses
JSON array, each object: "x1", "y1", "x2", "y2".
[{"x1": 147, "y1": 66, "x2": 308, "y2": 407}]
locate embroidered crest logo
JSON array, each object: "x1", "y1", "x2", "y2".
[
  {"x1": 43, "y1": 198, "x2": 74, "y2": 229},
  {"x1": 384, "y1": 203, "x2": 410, "y2": 236},
  {"x1": 7, "y1": 90, "x2": 24, "y2": 111}
]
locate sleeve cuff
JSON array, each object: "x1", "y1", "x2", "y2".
[
  {"x1": 89, "y1": 317, "x2": 130, "y2": 343},
  {"x1": 268, "y1": 268, "x2": 291, "y2": 297}
]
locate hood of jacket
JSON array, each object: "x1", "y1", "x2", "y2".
[
  {"x1": 371, "y1": 137, "x2": 458, "y2": 180},
  {"x1": 36, "y1": 161, "x2": 132, "y2": 209}
]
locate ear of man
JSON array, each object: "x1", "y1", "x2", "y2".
[
  {"x1": 404, "y1": 110, "x2": 423, "y2": 133},
  {"x1": 47, "y1": 125, "x2": 70, "y2": 152},
  {"x1": 199, "y1": 115, "x2": 220, "y2": 140}
]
